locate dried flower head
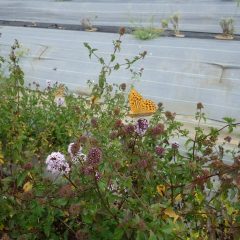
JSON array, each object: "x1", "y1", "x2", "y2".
[
  {"x1": 165, "y1": 111, "x2": 175, "y2": 121},
  {"x1": 68, "y1": 142, "x2": 86, "y2": 164},
  {"x1": 197, "y1": 102, "x2": 204, "y2": 110},
  {"x1": 46, "y1": 152, "x2": 70, "y2": 175},
  {"x1": 87, "y1": 147, "x2": 102, "y2": 165},
  {"x1": 135, "y1": 118, "x2": 148, "y2": 135},
  {"x1": 119, "y1": 27, "x2": 126, "y2": 36},
  {"x1": 120, "y1": 83, "x2": 126, "y2": 91},
  {"x1": 224, "y1": 136, "x2": 232, "y2": 143}
]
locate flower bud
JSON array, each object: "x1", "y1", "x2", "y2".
[
  {"x1": 87, "y1": 147, "x2": 102, "y2": 165},
  {"x1": 171, "y1": 142, "x2": 179, "y2": 150},
  {"x1": 91, "y1": 118, "x2": 98, "y2": 128},
  {"x1": 155, "y1": 146, "x2": 165, "y2": 156},
  {"x1": 22, "y1": 162, "x2": 33, "y2": 170},
  {"x1": 119, "y1": 27, "x2": 126, "y2": 36}
]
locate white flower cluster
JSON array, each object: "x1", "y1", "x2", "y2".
[{"x1": 46, "y1": 152, "x2": 70, "y2": 175}]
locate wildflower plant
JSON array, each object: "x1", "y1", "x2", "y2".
[
  {"x1": 0, "y1": 31, "x2": 240, "y2": 240},
  {"x1": 219, "y1": 18, "x2": 235, "y2": 37}
]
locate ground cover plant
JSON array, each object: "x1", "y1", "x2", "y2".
[
  {"x1": 0, "y1": 30, "x2": 240, "y2": 240},
  {"x1": 132, "y1": 17, "x2": 163, "y2": 40}
]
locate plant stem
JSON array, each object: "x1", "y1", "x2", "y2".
[{"x1": 94, "y1": 176, "x2": 119, "y2": 223}]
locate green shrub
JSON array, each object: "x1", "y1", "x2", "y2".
[
  {"x1": 0, "y1": 31, "x2": 240, "y2": 240},
  {"x1": 133, "y1": 27, "x2": 163, "y2": 40}
]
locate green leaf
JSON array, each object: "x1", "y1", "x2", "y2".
[
  {"x1": 110, "y1": 54, "x2": 115, "y2": 62},
  {"x1": 148, "y1": 231, "x2": 157, "y2": 240},
  {"x1": 17, "y1": 171, "x2": 28, "y2": 187},
  {"x1": 99, "y1": 58, "x2": 105, "y2": 65},
  {"x1": 83, "y1": 42, "x2": 91, "y2": 50},
  {"x1": 113, "y1": 228, "x2": 124, "y2": 240},
  {"x1": 114, "y1": 63, "x2": 120, "y2": 70}
]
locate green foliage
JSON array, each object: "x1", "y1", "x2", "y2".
[
  {"x1": 219, "y1": 18, "x2": 234, "y2": 36},
  {"x1": 132, "y1": 17, "x2": 163, "y2": 40},
  {"x1": 161, "y1": 13, "x2": 184, "y2": 37},
  {"x1": 133, "y1": 27, "x2": 163, "y2": 40},
  {"x1": 0, "y1": 33, "x2": 240, "y2": 240}
]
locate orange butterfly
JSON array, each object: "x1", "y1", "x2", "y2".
[{"x1": 128, "y1": 88, "x2": 157, "y2": 117}]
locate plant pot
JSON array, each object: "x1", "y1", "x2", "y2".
[
  {"x1": 85, "y1": 28, "x2": 98, "y2": 32},
  {"x1": 174, "y1": 33, "x2": 185, "y2": 38},
  {"x1": 215, "y1": 34, "x2": 234, "y2": 40}
]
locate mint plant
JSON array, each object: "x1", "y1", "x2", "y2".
[{"x1": 0, "y1": 30, "x2": 240, "y2": 240}]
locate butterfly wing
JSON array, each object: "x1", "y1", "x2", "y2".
[
  {"x1": 129, "y1": 89, "x2": 143, "y2": 114},
  {"x1": 141, "y1": 99, "x2": 157, "y2": 114},
  {"x1": 128, "y1": 89, "x2": 157, "y2": 117}
]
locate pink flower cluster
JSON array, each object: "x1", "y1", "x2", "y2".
[{"x1": 135, "y1": 118, "x2": 148, "y2": 135}]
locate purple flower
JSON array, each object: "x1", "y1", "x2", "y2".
[
  {"x1": 155, "y1": 146, "x2": 165, "y2": 156},
  {"x1": 87, "y1": 147, "x2": 102, "y2": 165},
  {"x1": 151, "y1": 123, "x2": 164, "y2": 136},
  {"x1": 172, "y1": 142, "x2": 180, "y2": 150},
  {"x1": 83, "y1": 165, "x2": 94, "y2": 176},
  {"x1": 135, "y1": 118, "x2": 148, "y2": 135},
  {"x1": 95, "y1": 171, "x2": 101, "y2": 181},
  {"x1": 124, "y1": 124, "x2": 135, "y2": 134},
  {"x1": 46, "y1": 152, "x2": 70, "y2": 175},
  {"x1": 139, "y1": 159, "x2": 148, "y2": 169},
  {"x1": 46, "y1": 80, "x2": 51, "y2": 89},
  {"x1": 55, "y1": 96, "x2": 65, "y2": 107}
]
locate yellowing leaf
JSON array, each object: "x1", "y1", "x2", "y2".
[
  {"x1": 194, "y1": 192, "x2": 204, "y2": 204},
  {"x1": 0, "y1": 224, "x2": 4, "y2": 230},
  {"x1": 27, "y1": 172, "x2": 33, "y2": 179},
  {"x1": 0, "y1": 153, "x2": 4, "y2": 165},
  {"x1": 175, "y1": 194, "x2": 182, "y2": 202},
  {"x1": 157, "y1": 185, "x2": 166, "y2": 197},
  {"x1": 23, "y1": 181, "x2": 32, "y2": 192},
  {"x1": 164, "y1": 208, "x2": 179, "y2": 223},
  {"x1": 91, "y1": 95, "x2": 100, "y2": 105}
]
